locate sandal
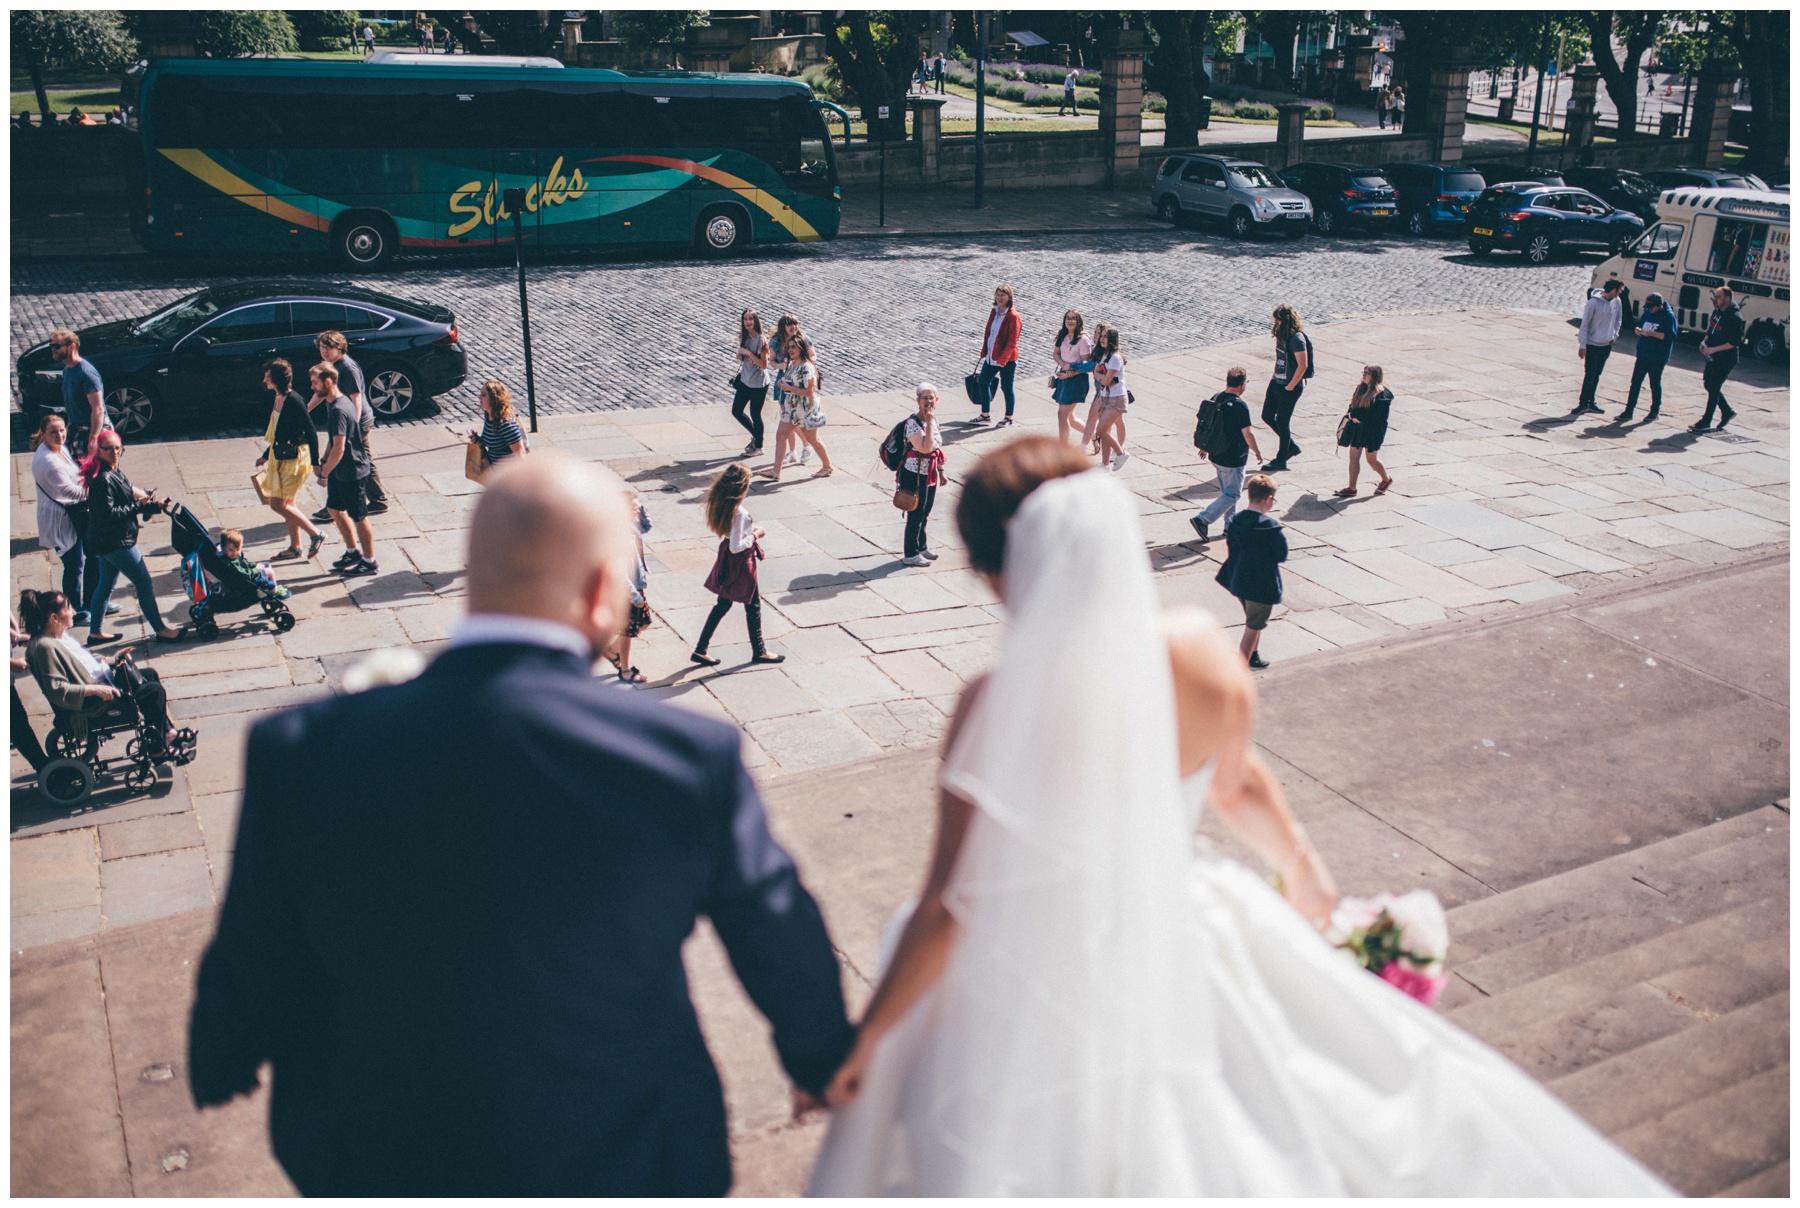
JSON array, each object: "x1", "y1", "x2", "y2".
[
  {"x1": 617, "y1": 665, "x2": 648, "y2": 684},
  {"x1": 306, "y1": 533, "x2": 327, "y2": 558},
  {"x1": 812, "y1": 467, "x2": 834, "y2": 478},
  {"x1": 1375, "y1": 478, "x2": 1394, "y2": 495},
  {"x1": 272, "y1": 546, "x2": 303, "y2": 561},
  {"x1": 1333, "y1": 487, "x2": 1358, "y2": 498}
]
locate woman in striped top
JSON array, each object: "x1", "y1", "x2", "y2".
[{"x1": 476, "y1": 381, "x2": 526, "y2": 466}]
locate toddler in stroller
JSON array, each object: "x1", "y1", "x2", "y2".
[{"x1": 169, "y1": 504, "x2": 297, "y2": 640}]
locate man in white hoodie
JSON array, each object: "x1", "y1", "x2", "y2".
[{"x1": 1573, "y1": 278, "x2": 1625, "y2": 415}]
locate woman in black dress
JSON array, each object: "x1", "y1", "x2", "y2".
[{"x1": 1335, "y1": 365, "x2": 1394, "y2": 498}]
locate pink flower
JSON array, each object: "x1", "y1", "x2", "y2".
[{"x1": 1380, "y1": 961, "x2": 1446, "y2": 1007}]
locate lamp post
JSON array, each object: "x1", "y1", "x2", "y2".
[
  {"x1": 974, "y1": 10, "x2": 987, "y2": 209},
  {"x1": 501, "y1": 187, "x2": 539, "y2": 434}
]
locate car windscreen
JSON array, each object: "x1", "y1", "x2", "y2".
[
  {"x1": 1445, "y1": 171, "x2": 1486, "y2": 193},
  {"x1": 131, "y1": 290, "x2": 221, "y2": 341},
  {"x1": 1229, "y1": 165, "x2": 1281, "y2": 189},
  {"x1": 1351, "y1": 175, "x2": 1390, "y2": 189},
  {"x1": 1614, "y1": 169, "x2": 1656, "y2": 196}
]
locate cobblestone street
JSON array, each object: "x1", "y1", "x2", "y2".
[{"x1": 12, "y1": 231, "x2": 1595, "y2": 435}]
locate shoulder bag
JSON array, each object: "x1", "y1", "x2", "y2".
[{"x1": 464, "y1": 437, "x2": 490, "y2": 483}]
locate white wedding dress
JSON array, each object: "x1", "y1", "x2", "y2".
[{"x1": 807, "y1": 470, "x2": 1671, "y2": 1197}]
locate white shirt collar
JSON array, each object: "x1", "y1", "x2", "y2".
[{"x1": 450, "y1": 613, "x2": 593, "y2": 661}]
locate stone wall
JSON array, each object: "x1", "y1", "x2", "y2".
[{"x1": 11, "y1": 126, "x2": 135, "y2": 199}]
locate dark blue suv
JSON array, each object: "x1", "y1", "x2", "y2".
[
  {"x1": 1379, "y1": 161, "x2": 1488, "y2": 235},
  {"x1": 1278, "y1": 162, "x2": 1400, "y2": 235},
  {"x1": 1466, "y1": 184, "x2": 1646, "y2": 264}
]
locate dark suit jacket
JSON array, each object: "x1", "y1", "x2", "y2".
[
  {"x1": 1216, "y1": 510, "x2": 1288, "y2": 606},
  {"x1": 188, "y1": 641, "x2": 855, "y2": 1197}
]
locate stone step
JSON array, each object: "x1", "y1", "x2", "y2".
[
  {"x1": 1613, "y1": 1064, "x2": 1790, "y2": 1198},
  {"x1": 1443, "y1": 806, "x2": 1786, "y2": 986}
]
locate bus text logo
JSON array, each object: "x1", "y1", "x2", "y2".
[{"x1": 448, "y1": 156, "x2": 587, "y2": 237}]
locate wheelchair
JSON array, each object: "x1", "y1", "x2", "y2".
[{"x1": 37, "y1": 685, "x2": 196, "y2": 810}]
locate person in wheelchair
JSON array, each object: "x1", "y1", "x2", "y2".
[{"x1": 18, "y1": 589, "x2": 193, "y2": 759}]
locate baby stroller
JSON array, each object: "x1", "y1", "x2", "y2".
[
  {"x1": 38, "y1": 651, "x2": 197, "y2": 808},
  {"x1": 168, "y1": 503, "x2": 297, "y2": 640}
]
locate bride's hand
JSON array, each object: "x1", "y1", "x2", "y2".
[{"x1": 824, "y1": 1037, "x2": 875, "y2": 1107}]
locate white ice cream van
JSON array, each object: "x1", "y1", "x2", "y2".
[{"x1": 1591, "y1": 187, "x2": 1789, "y2": 360}]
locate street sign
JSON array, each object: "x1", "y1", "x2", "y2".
[{"x1": 878, "y1": 105, "x2": 889, "y2": 120}]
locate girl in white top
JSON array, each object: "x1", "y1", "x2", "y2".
[
  {"x1": 30, "y1": 413, "x2": 93, "y2": 624},
  {"x1": 1091, "y1": 326, "x2": 1131, "y2": 472},
  {"x1": 1051, "y1": 309, "x2": 1094, "y2": 446},
  {"x1": 691, "y1": 463, "x2": 785, "y2": 667}
]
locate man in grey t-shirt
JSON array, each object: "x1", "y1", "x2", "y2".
[
  {"x1": 309, "y1": 330, "x2": 389, "y2": 522},
  {"x1": 310, "y1": 362, "x2": 378, "y2": 577}
]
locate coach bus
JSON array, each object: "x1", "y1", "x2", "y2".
[{"x1": 121, "y1": 56, "x2": 843, "y2": 267}]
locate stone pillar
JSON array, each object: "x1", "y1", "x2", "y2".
[
  {"x1": 1275, "y1": 102, "x2": 1308, "y2": 168},
  {"x1": 1098, "y1": 30, "x2": 1146, "y2": 189},
  {"x1": 911, "y1": 96, "x2": 947, "y2": 183},
  {"x1": 1417, "y1": 52, "x2": 1474, "y2": 161},
  {"x1": 1565, "y1": 63, "x2": 1601, "y2": 156},
  {"x1": 1687, "y1": 59, "x2": 1734, "y2": 169},
  {"x1": 801, "y1": 12, "x2": 822, "y2": 36},
  {"x1": 562, "y1": 17, "x2": 583, "y2": 63}
]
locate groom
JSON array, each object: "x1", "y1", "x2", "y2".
[{"x1": 188, "y1": 452, "x2": 855, "y2": 1196}]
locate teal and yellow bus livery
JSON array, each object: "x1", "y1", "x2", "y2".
[{"x1": 124, "y1": 57, "x2": 842, "y2": 268}]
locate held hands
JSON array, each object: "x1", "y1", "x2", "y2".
[{"x1": 824, "y1": 1036, "x2": 876, "y2": 1107}]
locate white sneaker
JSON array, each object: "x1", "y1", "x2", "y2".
[
  {"x1": 784, "y1": 449, "x2": 802, "y2": 467},
  {"x1": 800, "y1": 445, "x2": 814, "y2": 465},
  {"x1": 1111, "y1": 451, "x2": 1131, "y2": 472},
  {"x1": 902, "y1": 553, "x2": 930, "y2": 567},
  {"x1": 920, "y1": 548, "x2": 940, "y2": 561}
]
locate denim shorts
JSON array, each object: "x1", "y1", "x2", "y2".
[{"x1": 1053, "y1": 373, "x2": 1090, "y2": 405}]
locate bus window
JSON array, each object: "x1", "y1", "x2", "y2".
[
  {"x1": 1708, "y1": 217, "x2": 1767, "y2": 277},
  {"x1": 778, "y1": 96, "x2": 834, "y2": 198},
  {"x1": 1630, "y1": 222, "x2": 1684, "y2": 259}
]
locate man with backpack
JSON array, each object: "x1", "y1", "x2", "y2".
[{"x1": 1189, "y1": 366, "x2": 1264, "y2": 544}]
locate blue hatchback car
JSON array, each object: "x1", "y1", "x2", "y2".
[{"x1": 1379, "y1": 162, "x2": 1488, "y2": 235}]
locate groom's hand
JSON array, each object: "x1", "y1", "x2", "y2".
[{"x1": 791, "y1": 1088, "x2": 825, "y2": 1121}]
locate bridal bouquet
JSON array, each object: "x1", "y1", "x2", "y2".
[{"x1": 1326, "y1": 890, "x2": 1449, "y2": 1007}]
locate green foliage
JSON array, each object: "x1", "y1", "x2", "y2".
[
  {"x1": 1657, "y1": 12, "x2": 1738, "y2": 74},
  {"x1": 194, "y1": 9, "x2": 298, "y2": 58},
  {"x1": 12, "y1": 10, "x2": 137, "y2": 75},
  {"x1": 1235, "y1": 101, "x2": 1278, "y2": 120},
  {"x1": 1466, "y1": 12, "x2": 1593, "y2": 74},
  {"x1": 1307, "y1": 103, "x2": 1335, "y2": 121},
  {"x1": 797, "y1": 63, "x2": 845, "y2": 104},
  {"x1": 611, "y1": 10, "x2": 708, "y2": 51},
  {"x1": 287, "y1": 10, "x2": 359, "y2": 52}
]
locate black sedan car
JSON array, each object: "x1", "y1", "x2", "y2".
[
  {"x1": 16, "y1": 282, "x2": 466, "y2": 438},
  {"x1": 1562, "y1": 167, "x2": 1662, "y2": 220},
  {"x1": 1278, "y1": 162, "x2": 1400, "y2": 235},
  {"x1": 1646, "y1": 166, "x2": 1773, "y2": 193},
  {"x1": 1466, "y1": 184, "x2": 1646, "y2": 264}
]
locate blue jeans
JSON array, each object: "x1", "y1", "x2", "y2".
[
  {"x1": 88, "y1": 545, "x2": 167, "y2": 634},
  {"x1": 1196, "y1": 464, "x2": 1245, "y2": 526}
]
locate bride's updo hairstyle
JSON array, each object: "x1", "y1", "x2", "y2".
[{"x1": 956, "y1": 435, "x2": 1091, "y2": 576}]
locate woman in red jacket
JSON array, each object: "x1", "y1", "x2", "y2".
[{"x1": 972, "y1": 283, "x2": 1022, "y2": 427}]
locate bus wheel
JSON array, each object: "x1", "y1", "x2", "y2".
[
  {"x1": 696, "y1": 206, "x2": 749, "y2": 255},
  {"x1": 334, "y1": 212, "x2": 397, "y2": 270}
]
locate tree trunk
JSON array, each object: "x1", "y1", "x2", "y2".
[
  {"x1": 1585, "y1": 12, "x2": 1658, "y2": 141},
  {"x1": 1150, "y1": 14, "x2": 1207, "y2": 149},
  {"x1": 824, "y1": 12, "x2": 912, "y2": 140},
  {"x1": 1734, "y1": 10, "x2": 1789, "y2": 179},
  {"x1": 28, "y1": 52, "x2": 51, "y2": 124}
]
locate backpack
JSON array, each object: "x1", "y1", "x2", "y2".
[
  {"x1": 1294, "y1": 330, "x2": 1316, "y2": 380},
  {"x1": 1193, "y1": 395, "x2": 1219, "y2": 450},
  {"x1": 878, "y1": 418, "x2": 912, "y2": 472}
]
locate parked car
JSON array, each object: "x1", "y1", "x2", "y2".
[
  {"x1": 1463, "y1": 163, "x2": 1567, "y2": 189},
  {"x1": 1646, "y1": 166, "x2": 1772, "y2": 193},
  {"x1": 1562, "y1": 167, "x2": 1662, "y2": 220},
  {"x1": 15, "y1": 281, "x2": 466, "y2": 438},
  {"x1": 1152, "y1": 154, "x2": 1313, "y2": 238},
  {"x1": 1378, "y1": 161, "x2": 1489, "y2": 235},
  {"x1": 1466, "y1": 184, "x2": 1647, "y2": 264},
  {"x1": 1278, "y1": 162, "x2": 1399, "y2": 235}
]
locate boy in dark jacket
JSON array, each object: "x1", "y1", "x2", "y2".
[{"x1": 1215, "y1": 474, "x2": 1287, "y2": 669}]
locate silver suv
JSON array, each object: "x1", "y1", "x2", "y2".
[{"x1": 1152, "y1": 154, "x2": 1314, "y2": 239}]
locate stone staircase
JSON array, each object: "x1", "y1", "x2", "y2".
[{"x1": 1441, "y1": 804, "x2": 1790, "y2": 1197}]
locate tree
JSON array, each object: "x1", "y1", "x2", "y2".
[
  {"x1": 465, "y1": 11, "x2": 558, "y2": 56},
  {"x1": 1583, "y1": 12, "x2": 1667, "y2": 140},
  {"x1": 1720, "y1": 9, "x2": 1789, "y2": 178},
  {"x1": 612, "y1": 10, "x2": 708, "y2": 53},
  {"x1": 12, "y1": 9, "x2": 137, "y2": 122},
  {"x1": 824, "y1": 11, "x2": 932, "y2": 139},
  {"x1": 193, "y1": 10, "x2": 297, "y2": 58},
  {"x1": 1246, "y1": 11, "x2": 1303, "y2": 89},
  {"x1": 287, "y1": 10, "x2": 359, "y2": 52},
  {"x1": 1145, "y1": 11, "x2": 1242, "y2": 149}
]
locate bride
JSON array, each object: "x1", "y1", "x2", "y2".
[{"x1": 807, "y1": 437, "x2": 1670, "y2": 1196}]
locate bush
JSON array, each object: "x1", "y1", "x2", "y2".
[
  {"x1": 797, "y1": 62, "x2": 843, "y2": 104},
  {"x1": 194, "y1": 10, "x2": 297, "y2": 57},
  {"x1": 1307, "y1": 104, "x2": 1336, "y2": 121},
  {"x1": 288, "y1": 10, "x2": 358, "y2": 52},
  {"x1": 1143, "y1": 93, "x2": 1167, "y2": 114},
  {"x1": 1235, "y1": 102, "x2": 1278, "y2": 120}
]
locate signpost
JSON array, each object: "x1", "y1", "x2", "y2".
[
  {"x1": 501, "y1": 187, "x2": 539, "y2": 433},
  {"x1": 878, "y1": 104, "x2": 888, "y2": 227}
]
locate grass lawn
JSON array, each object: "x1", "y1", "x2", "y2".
[
  {"x1": 11, "y1": 88, "x2": 119, "y2": 116},
  {"x1": 1211, "y1": 115, "x2": 1363, "y2": 129}
]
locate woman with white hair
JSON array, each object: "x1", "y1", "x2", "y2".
[{"x1": 898, "y1": 383, "x2": 944, "y2": 567}]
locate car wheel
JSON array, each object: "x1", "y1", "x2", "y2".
[
  {"x1": 1747, "y1": 320, "x2": 1784, "y2": 361},
  {"x1": 1228, "y1": 207, "x2": 1253, "y2": 239},
  {"x1": 1156, "y1": 194, "x2": 1182, "y2": 224},
  {"x1": 1469, "y1": 240, "x2": 1494, "y2": 257},
  {"x1": 105, "y1": 383, "x2": 156, "y2": 438},
  {"x1": 1313, "y1": 207, "x2": 1337, "y2": 235},
  {"x1": 695, "y1": 205, "x2": 749, "y2": 254},
  {"x1": 366, "y1": 363, "x2": 420, "y2": 418},
  {"x1": 334, "y1": 211, "x2": 398, "y2": 270},
  {"x1": 1525, "y1": 231, "x2": 1555, "y2": 264},
  {"x1": 1405, "y1": 209, "x2": 1427, "y2": 236}
]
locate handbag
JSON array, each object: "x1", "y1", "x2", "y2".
[
  {"x1": 463, "y1": 437, "x2": 490, "y2": 483},
  {"x1": 272, "y1": 436, "x2": 302, "y2": 461},
  {"x1": 1336, "y1": 412, "x2": 1357, "y2": 448},
  {"x1": 964, "y1": 371, "x2": 997, "y2": 408},
  {"x1": 893, "y1": 487, "x2": 919, "y2": 511},
  {"x1": 703, "y1": 538, "x2": 762, "y2": 604}
]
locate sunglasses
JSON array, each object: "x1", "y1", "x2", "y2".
[{"x1": 49, "y1": 340, "x2": 71, "y2": 349}]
